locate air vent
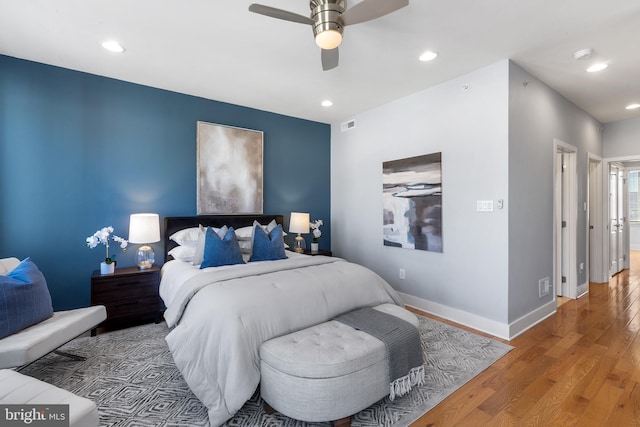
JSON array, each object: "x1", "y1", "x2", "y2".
[{"x1": 341, "y1": 119, "x2": 356, "y2": 132}]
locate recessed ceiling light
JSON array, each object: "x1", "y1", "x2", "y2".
[
  {"x1": 321, "y1": 100, "x2": 333, "y2": 107},
  {"x1": 101, "y1": 40, "x2": 125, "y2": 53},
  {"x1": 626, "y1": 103, "x2": 640, "y2": 110},
  {"x1": 419, "y1": 51, "x2": 438, "y2": 62},
  {"x1": 586, "y1": 63, "x2": 608, "y2": 73}
]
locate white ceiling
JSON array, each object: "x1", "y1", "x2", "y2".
[{"x1": 1, "y1": 0, "x2": 639, "y2": 125}]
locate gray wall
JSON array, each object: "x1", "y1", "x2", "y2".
[
  {"x1": 507, "y1": 62, "x2": 602, "y2": 322},
  {"x1": 331, "y1": 59, "x2": 604, "y2": 337},
  {"x1": 603, "y1": 118, "x2": 640, "y2": 158},
  {"x1": 331, "y1": 61, "x2": 511, "y2": 327}
]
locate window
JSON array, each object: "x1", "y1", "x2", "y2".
[{"x1": 630, "y1": 170, "x2": 639, "y2": 222}]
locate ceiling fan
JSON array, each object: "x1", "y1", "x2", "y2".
[{"x1": 248, "y1": 0, "x2": 409, "y2": 71}]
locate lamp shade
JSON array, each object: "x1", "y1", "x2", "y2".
[
  {"x1": 128, "y1": 213, "x2": 160, "y2": 244},
  {"x1": 289, "y1": 212, "x2": 310, "y2": 234}
]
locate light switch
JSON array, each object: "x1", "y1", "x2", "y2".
[{"x1": 477, "y1": 200, "x2": 494, "y2": 212}]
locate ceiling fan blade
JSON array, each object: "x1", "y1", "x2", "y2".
[
  {"x1": 321, "y1": 48, "x2": 339, "y2": 71},
  {"x1": 248, "y1": 4, "x2": 314, "y2": 25},
  {"x1": 341, "y1": 0, "x2": 409, "y2": 25}
]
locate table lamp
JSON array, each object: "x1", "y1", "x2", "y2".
[
  {"x1": 289, "y1": 212, "x2": 310, "y2": 253},
  {"x1": 129, "y1": 213, "x2": 160, "y2": 269}
]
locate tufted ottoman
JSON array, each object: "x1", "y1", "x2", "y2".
[
  {"x1": 0, "y1": 369, "x2": 99, "y2": 427},
  {"x1": 259, "y1": 303, "x2": 419, "y2": 426}
]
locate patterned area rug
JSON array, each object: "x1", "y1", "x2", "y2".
[{"x1": 20, "y1": 315, "x2": 512, "y2": 427}]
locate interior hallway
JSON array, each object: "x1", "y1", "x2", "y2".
[{"x1": 411, "y1": 251, "x2": 640, "y2": 426}]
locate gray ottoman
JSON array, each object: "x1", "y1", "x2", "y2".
[
  {"x1": 0, "y1": 369, "x2": 99, "y2": 427},
  {"x1": 259, "y1": 303, "x2": 419, "y2": 426}
]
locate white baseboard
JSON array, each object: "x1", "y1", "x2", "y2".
[
  {"x1": 577, "y1": 281, "x2": 589, "y2": 298},
  {"x1": 507, "y1": 299, "x2": 557, "y2": 339},
  {"x1": 399, "y1": 291, "x2": 557, "y2": 341}
]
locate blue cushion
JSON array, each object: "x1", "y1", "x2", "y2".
[
  {"x1": 249, "y1": 224, "x2": 287, "y2": 262},
  {"x1": 200, "y1": 227, "x2": 245, "y2": 269},
  {"x1": 0, "y1": 257, "x2": 54, "y2": 339}
]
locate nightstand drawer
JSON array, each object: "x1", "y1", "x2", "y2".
[
  {"x1": 90, "y1": 265, "x2": 161, "y2": 332},
  {"x1": 104, "y1": 296, "x2": 159, "y2": 320},
  {"x1": 92, "y1": 281, "x2": 158, "y2": 299}
]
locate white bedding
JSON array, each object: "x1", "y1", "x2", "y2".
[{"x1": 160, "y1": 253, "x2": 403, "y2": 426}]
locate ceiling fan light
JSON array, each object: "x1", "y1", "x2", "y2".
[{"x1": 315, "y1": 30, "x2": 342, "y2": 50}]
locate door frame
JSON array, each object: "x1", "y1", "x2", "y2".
[
  {"x1": 587, "y1": 153, "x2": 607, "y2": 283},
  {"x1": 604, "y1": 155, "x2": 640, "y2": 277},
  {"x1": 554, "y1": 140, "x2": 578, "y2": 299},
  {"x1": 609, "y1": 162, "x2": 625, "y2": 276}
]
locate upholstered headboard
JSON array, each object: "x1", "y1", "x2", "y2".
[{"x1": 164, "y1": 214, "x2": 284, "y2": 262}]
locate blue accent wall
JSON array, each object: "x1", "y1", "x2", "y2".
[{"x1": 0, "y1": 55, "x2": 331, "y2": 310}]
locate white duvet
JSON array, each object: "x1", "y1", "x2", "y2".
[{"x1": 160, "y1": 253, "x2": 403, "y2": 426}]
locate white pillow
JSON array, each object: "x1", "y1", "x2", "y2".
[
  {"x1": 238, "y1": 240, "x2": 253, "y2": 254},
  {"x1": 0, "y1": 257, "x2": 20, "y2": 275},
  {"x1": 235, "y1": 220, "x2": 286, "y2": 240},
  {"x1": 192, "y1": 225, "x2": 228, "y2": 265},
  {"x1": 234, "y1": 225, "x2": 255, "y2": 241},
  {"x1": 168, "y1": 245, "x2": 196, "y2": 263},
  {"x1": 235, "y1": 220, "x2": 290, "y2": 255},
  {"x1": 169, "y1": 227, "x2": 201, "y2": 246}
]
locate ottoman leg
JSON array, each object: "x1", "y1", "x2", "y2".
[
  {"x1": 333, "y1": 416, "x2": 351, "y2": 427},
  {"x1": 263, "y1": 401, "x2": 275, "y2": 415}
]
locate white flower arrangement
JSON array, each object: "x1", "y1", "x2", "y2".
[
  {"x1": 310, "y1": 219, "x2": 323, "y2": 243},
  {"x1": 86, "y1": 226, "x2": 128, "y2": 264}
]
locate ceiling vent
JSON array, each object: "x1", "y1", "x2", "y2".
[{"x1": 341, "y1": 119, "x2": 356, "y2": 132}]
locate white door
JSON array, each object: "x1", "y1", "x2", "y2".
[
  {"x1": 588, "y1": 157, "x2": 604, "y2": 283},
  {"x1": 609, "y1": 164, "x2": 625, "y2": 276},
  {"x1": 554, "y1": 141, "x2": 577, "y2": 298}
]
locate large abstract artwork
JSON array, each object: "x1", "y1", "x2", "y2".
[
  {"x1": 383, "y1": 152, "x2": 442, "y2": 252},
  {"x1": 197, "y1": 121, "x2": 263, "y2": 214}
]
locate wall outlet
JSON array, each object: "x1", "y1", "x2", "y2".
[
  {"x1": 399, "y1": 268, "x2": 406, "y2": 280},
  {"x1": 538, "y1": 277, "x2": 550, "y2": 298}
]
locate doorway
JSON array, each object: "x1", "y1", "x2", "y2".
[
  {"x1": 554, "y1": 140, "x2": 578, "y2": 298},
  {"x1": 609, "y1": 163, "x2": 626, "y2": 277},
  {"x1": 588, "y1": 155, "x2": 606, "y2": 283}
]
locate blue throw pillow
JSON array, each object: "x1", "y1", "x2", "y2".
[
  {"x1": 200, "y1": 227, "x2": 245, "y2": 269},
  {"x1": 0, "y1": 257, "x2": 54, "y2": 339},
  {"x1": 249, "y1": 224, "x2": 287, "y2": 262}
]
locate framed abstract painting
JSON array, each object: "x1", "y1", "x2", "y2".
[
  {"x1": 383, "y1": 152, "x2": 442, "y2": 252},
  {"x1": 197, "y1": 121, "x2": 263, "y2": 214}
]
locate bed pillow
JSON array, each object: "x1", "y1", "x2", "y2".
[
  {"x1": 168, "y1": 245, "x2": 197, "y2": 263},
  {"x1": 249, "y1": 224, "x2": 287, "y2": 262},
  {"x1": 169, "y1": 227, "x2": 201, "y2": 246},
  {"x1": 193, "y1": 225, "x2": 228, "y2": 266},
  {"x1": 200, "y1": 227, "x2": 245, "y2": 269},
  {"x1": 0, "y1": 257, "x2": 54, "y2": 339},
  {"x1": 237, "y1": 220, "x2": 289, "y2": 255},
  {"x1": 234, "y1": 225, "x2": 255, "y2": 241}
]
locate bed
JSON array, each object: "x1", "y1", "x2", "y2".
[{"x1": 160, "y1": 214, "x2": 404, "y2": 426}]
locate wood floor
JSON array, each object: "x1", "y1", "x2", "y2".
[{"x1": 410, "y1": 251, "x2": 640, "y2": 426}]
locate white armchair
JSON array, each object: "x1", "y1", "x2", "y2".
[{"x1": 0, "y1": 257, "x2": 107, "y2": 369}]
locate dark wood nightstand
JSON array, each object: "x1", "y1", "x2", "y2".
[
  {"x1": 91, "y1": 265, "x2": 161, "y2": 333},
  {"x1": 302, "y1": 249, "x2": 332, "y2": 256}
]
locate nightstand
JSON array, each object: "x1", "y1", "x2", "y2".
[
  {"x1": 91, "y1": 265, "x2": 161, "y2": 333},
  {"x1": 302, "y1": 249, "x2": 332, "y2": 256}
]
